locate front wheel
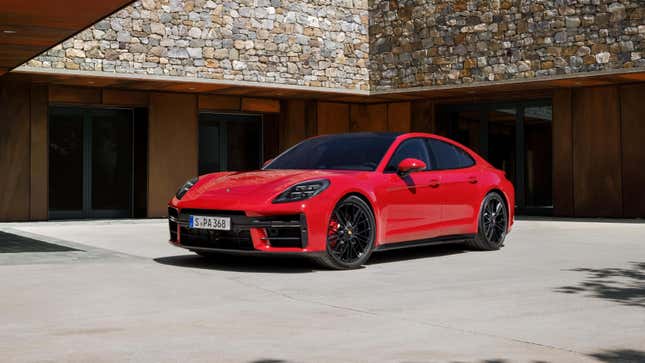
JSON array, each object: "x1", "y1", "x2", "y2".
[
  {"x1": 316, "y1": 196, "x2": 376, "y2": 270},
  {"x1": 466, "y1": 192, "x2": 508, "y2": 251}
]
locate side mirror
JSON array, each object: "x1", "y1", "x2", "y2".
[
  {"x1": 262, "y1": 158, "x2": 273, "y2": 168},
  {"x1": 397, "y1": 158, "x2": 426, "y2": 176}
]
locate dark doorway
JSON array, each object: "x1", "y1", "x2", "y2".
[
  {"x1": 49, "y1": 107, "x2": 147, "y2": 219},
  {"x1": 437, "y1": 100, "x2": 553, "y2": 215},
  {"x1": 199, "y1": 113, "x2": 262, "y2": 174}
]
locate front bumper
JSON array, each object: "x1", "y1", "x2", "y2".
[{"x1": 168, "y1": 196, "x2": 334, "y2": 254}]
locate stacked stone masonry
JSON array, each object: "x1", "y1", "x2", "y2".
[
  {"x1": 29, "y1": 0, "x2": 370, "y2": 90},
  {"x1": 26, "y1": 0, "x2": 644, "y2": 91},
  {"x1": 370, "y1": 0, "x2": 645, "y2": 90}
]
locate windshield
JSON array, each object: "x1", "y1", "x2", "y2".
[{"x1": 265, "y1": 133, "x2": 398, "y2": 171}]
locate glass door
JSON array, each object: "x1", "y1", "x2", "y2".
[
  {"x1": 199, "y1": 113, "x2": 262, "y2": 174},
  {"x1": 436, "y1": 100, "x2": 553, "y2": 215},
  {"x1": 49, "y1": 107, "x2": 134, "y2": 219}
]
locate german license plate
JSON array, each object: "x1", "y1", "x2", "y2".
[{"x1": 189, "y1": 216, "x2": 231, "y2": 230}]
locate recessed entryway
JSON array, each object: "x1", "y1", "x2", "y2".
[
  {"x1": 48, "y1": 107, "x2": 148, "y2": 219},
  {"x1": 198, "y1": 113, "x2": 263, "y2": 174},
  {"x1": 436, "y1": 100, "x2": 553, "y2": 215}
]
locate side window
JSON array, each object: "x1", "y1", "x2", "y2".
[
  {"x1": 385, "y1": 138, "x2": 431, "y2": 172},
  {"x1": 427, "y1": 139, "x2": 475, "y2": 170}
]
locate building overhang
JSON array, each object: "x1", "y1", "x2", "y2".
[
  {"x1": 9, "y1": 66, "x2": 645, "y2": 104},
  {"x1": 0, "y1": 0, "x2": 134, "y2": 76}
]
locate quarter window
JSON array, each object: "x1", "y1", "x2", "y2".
[
  {"x1": 384, "y1": 138, "x2": 431, "y2": 172},
  {"x1": 427, "y1": 139, "x2": 475, "y2": 170}
]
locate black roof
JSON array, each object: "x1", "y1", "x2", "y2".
[{"x1": 315, "y1": 132, "x2": 405, "y2": 139}]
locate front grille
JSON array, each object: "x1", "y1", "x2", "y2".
[{"x1": 179, "y1": 227, "x2": 254, "y2": 250}]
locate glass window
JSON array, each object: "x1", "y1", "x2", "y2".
[
  {"x1": 384, "y1": 138, "x2": 431, "y2": 173},
  {"x1": 199, "y1": 113, "x2": 262, "y2": 174},
  {"x1": 524, "y1": 105, "x2": 553, "y2": 207},
  {"x1": 265, "y1": 133, "x2": 397, "y2": 171},
  {"x1": 427, "y1": 139, "x2": 475, "y2": 170}
]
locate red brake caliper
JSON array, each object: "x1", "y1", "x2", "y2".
[{"x1": 328, "y1": 219, "x2": 341, "y2": 248}]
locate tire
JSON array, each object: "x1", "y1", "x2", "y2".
[
  {"x1": 466, "y1": 192, "x2": 508, "y2": 251},
  {"x1": 316, "y1": 195, "x2": 376, "y2": 270}
]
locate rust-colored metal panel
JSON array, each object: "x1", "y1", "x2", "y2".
[
  {"x1": 620, "y1": 83, "x2": 645, "y2": 218},
  {"x1": 29, "y1": 85, "x2": 49, "y2": 220},
  {"x1": 280, "y1": 100, "x2": 307, "y2": 151},
  {"x1": 410, "y1": 100, "x2": 435, "y2": 132},
  {"x1": 552, "y1": 89, "x2": 574, "y2": 217},
  {"x1": 572, "y1": 86, "x2": 622, "y2": 217},
  {"x1": 148, "y1": 93, "x2": 198, "y2": 218},
  {"x1": 317, "y1": 102, "x2": 349, "y2": 135},
  {"x1": 49, "y1": 85, "x2": 101, "y2": 104},
  {"x1": 198, "y1": 95, "x2": 241, "y2": 111},
  {"x1": 241, "y1": 98, "x2": 280, "y2": 113},
  {"x1": 349, "y1": 104, "x2": 368, "y2": 131},
  {"x1": 387, "y1": 102, "x2": 411, "y2": 132},
  {"x1": 0, "y1": 81, "x2": 31, "y2": 221},
  {"x1": 368, "y1": 104, "x2": 388, "y2": 131},
  {"x1": 263, "y1": 113, "x2": 280, "y2": 160},
  {"x1": 102, "y1": 89, "x2": 148, "y2": 107}
]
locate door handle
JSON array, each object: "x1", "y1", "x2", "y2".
[
  {"x1": 429, "y1": 179, "x2": 440, "y2": 188},
  {"x1": 467, "y1": 176, "x2": 478, "y2": 184}
]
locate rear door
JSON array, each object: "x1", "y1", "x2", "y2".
[
  {"x1": 377, "y1": 138, "x2": 444, "y2": 244},
  {"x1": 426, "y1": 138, "x2": 481, "y2": 236}
]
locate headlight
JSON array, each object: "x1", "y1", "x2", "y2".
[
  {"x1": 273, "y1": 179, "x2": 330, "y2": 203},
  {"x1": 175, "y1": 177, "x2": 199, "y2": 200}
]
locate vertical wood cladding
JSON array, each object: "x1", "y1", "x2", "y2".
[
  {"x1": 350, "y1": 104, "x2": 387, "y2": 131},
  {"x1": 552, "y1": 89, "x2": 574, "y2": 217},
  {"x1": 280, "y1": 100, "x2": 307, "y2": 151},
  {"x1": 29, "y1": 85, "x2": 49, "y2": 220},
  {"x1": 387, "y1": 103, "x2": 411, "y2": 132},
  {"x1": 572, "y1": 86, "x2": 623, "y2": 217},
  {"x1": 0, "y1": 81, "x2": 31, "y2": 221},
  {"x1": 263, "y1": 113, "x2": 280, "y2": 161},
  {"x1": 620, "y1": 83, "x2": 645, "y2": 218},
  {"x1": 410, "y1": 101, "x2": 435, "y2": 132},
  {"x1": 320, "y1": 101, "x2": 411, "y2": 135},
  {"x1": 317, "y1": 102, "x2": 350, "y2": 135},
  {"x1": 148, "y1": 92, "x2": 198, "y2": 218}
]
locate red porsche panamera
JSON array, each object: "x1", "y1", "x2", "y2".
[{"x1": 168, "y1": 132, "x2": 514, "y2": 269}]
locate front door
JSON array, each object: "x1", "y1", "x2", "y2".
[
  {"x1": 49, "y1": 107, "x2": 134, "y2": 219},
  {"x1": 378, "y1": 138, "x2": 443, "y2": 244}
]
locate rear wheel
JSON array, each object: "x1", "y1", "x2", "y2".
[
  {"x1": 466, "y1": 192, "x2": 508, "y2": 251},
  {"x1": 316, "y1": 196, "x2": 376, "y2": 270}
]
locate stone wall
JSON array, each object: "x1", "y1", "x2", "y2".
[
  {"x1": 369, "y1": 0, "x2": 645, "y2": 90},
  {"x1": 28, "y1": 0, "x2": 370, "y2": 90},
  {"x1": 25, "y1": 0, "x2": 645, "y2": 92}
]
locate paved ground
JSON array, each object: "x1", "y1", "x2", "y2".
[{"x1": 0, "y1": 218, "x2": 643, "y2": 363}]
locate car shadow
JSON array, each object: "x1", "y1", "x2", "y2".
[
  {"x1": 154, "y1": 254, "x2": 318, "y2": 273},
  {"x1": 368, "y1": 243, "x2": 467, "y2": 265},
  {"x1": 154, "y1": 243, "x2": 467, "y2": 273}
]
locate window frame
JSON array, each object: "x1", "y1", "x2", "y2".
[
  {"x1": 425, "y1": 137, "x2": 477, "y2": 171},
  {"x1": 383, "y1": 137, "x2": 435, "y2": 174}
]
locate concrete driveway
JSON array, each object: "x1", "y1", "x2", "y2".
[{"x1": 0, "y1": 219, "x2": 643, "y2": 363}]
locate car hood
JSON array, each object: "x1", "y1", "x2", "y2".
[{"x1": 182, "y1": 169, "x2": 356, "y2": 203}]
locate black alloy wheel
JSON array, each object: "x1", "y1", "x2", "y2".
[
  {"x1": 467, "y1": 192, "x2": 508, "y2": 251},
  {"x1": 317, "y1": 195, "x2": 376, "y2": 269}
]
